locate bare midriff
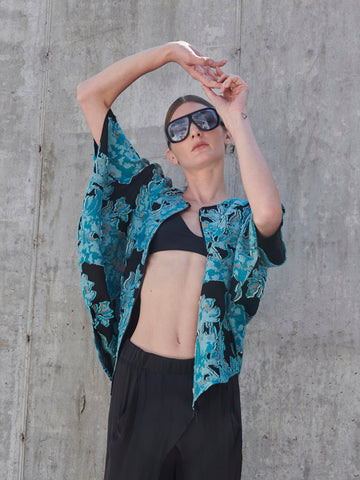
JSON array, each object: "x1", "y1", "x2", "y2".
[{"x1": 130, "y1": 248, "x2": 206, "y2": 359}]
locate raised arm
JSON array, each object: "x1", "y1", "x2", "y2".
[
  {"x1": 77, "y1": 41, "x2": 226, "y2": 145},
  {"x1": 202, "y1": 75, "x2": 283, "y2": 238}
]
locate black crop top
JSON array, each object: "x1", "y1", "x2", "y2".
[
  {"x1": 148, "y1": 211, "x2": 285, "y2": 264},
  {"x1": 148, "y1": 212, "x2": 208, "y2": 257}
]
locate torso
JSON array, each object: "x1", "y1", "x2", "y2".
[{"x1": 130, "y1": 207, "x2": 206, "y2": 358}]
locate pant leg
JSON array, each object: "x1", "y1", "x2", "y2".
[
  {"x1": 176, "y1": 374, "x2": 242, "y2": 480},
  {"x1": 104, "y1": 339, "x2": 195, "y2": 480}
]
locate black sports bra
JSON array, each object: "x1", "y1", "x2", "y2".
[{"x1": 148, "y1": 212, "x2": 207, "y2": 257}]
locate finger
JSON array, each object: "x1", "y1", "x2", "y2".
[
  {"x1": 201, "y1": 77, "x2": 222, "y2": 88},
  {"x1": 182, "y1": 42, "x2": 227, "y2": 67},
  {"x1": 200, "y1": 66, "x2": 218, "y2": 80},
  {"x1": 190, "y1": 45, "x2": 227, "y2": 67},
  {"x1": 190, "y1": 68, "x2": 217, "y2": 83},
  {"x1": 202, "y1": 58, "x2": 227, "y2": 68},
  {"x1": 217, "y1": 72, "x2": 229, "y2": 83},
  {"x1": 200, "y1": 56, "x2": 227, "y2": 68},
  {"x1": 201, "y1": 85, "x2": 220, "y2": 104},
  {"x1": 219, "y1": 75, "x2": 241, "y2": 92},
  {"x1": 188, "y1": 46, "x2": 217, "y2": 66},
  {"x1": 225, "y1": 75, "x2": 246, "y2": 89},
  {"x1": 222, "y1": 75, "x2": 237, "y2": 87},
  {"x1": 215, "y1": 66, "x2": 226, "y2": 76},
  {"x1": 214, "y1": 59, "x2": 227, "y2": 67},
  {"x1": 189, "y1": 48, "x2": 227, "y2": 68},
  {"x1": 191, "y1": 70, "x2": 222, "y2": 88},
  {"x1": 191, "y1": 66, "x2": 223, "y2": 86}
]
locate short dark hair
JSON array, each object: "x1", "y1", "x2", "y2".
[{"x1": 164, "y1": 95, "x2": 225, "y2": 147}]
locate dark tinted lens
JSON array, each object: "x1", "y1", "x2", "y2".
[
  {"x1": 192, "y1": 108, "x2": 219, "y2": 131},
  {"x1": 167, "y1": 117, "x2": 190, "y2": 142}
]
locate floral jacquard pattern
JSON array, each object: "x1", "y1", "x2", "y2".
[
  {"x1": 78, "y1": 109, "x2": 286, "y2": 409},
  {"x1": 92, "y1": 301, "x2": 114, "y2": 328}
]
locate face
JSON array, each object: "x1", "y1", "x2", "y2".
[{"x1": 166, "y1": 102, "x2": 232, "y2": 172}]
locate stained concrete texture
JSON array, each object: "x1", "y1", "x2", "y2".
[{"x1": 1, "y1": 0, "x2": 359, "y2": 479}]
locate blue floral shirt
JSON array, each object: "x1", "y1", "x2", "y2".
[{"x1": 77, "y1": 109, "x2": 286, "y2": 409}]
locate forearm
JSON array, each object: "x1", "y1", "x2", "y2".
[
  {"x1": 229, "y1": 115, "x2": 283, "y2": 237},
  {"x1": 77, "y1": 43, "x2": 174, "y2": 108},
  {"x1": 78, "y1": 41, "x2": 224, "y2": 144}
]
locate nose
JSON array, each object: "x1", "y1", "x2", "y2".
[{"x1": 189, "y1": 121, "x2": 202, "y2": 138}]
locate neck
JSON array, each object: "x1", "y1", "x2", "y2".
[{"x1": 182, "y1": 166, "x2": 229, "y2": 207}]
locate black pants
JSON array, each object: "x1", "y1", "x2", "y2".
[{"x1": 104, "y1": 338, "x2": 242, "y2": 480}]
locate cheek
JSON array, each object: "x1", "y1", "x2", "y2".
[
  {"x1": 214, "y1": 134, "x2": 227, "y2": 152},
  {"x1": 169, "y1": 145, "x2": 188, "y2": 165},
  {"x1": 174, "y1": 143, "x2": 191, "y2": 159}
]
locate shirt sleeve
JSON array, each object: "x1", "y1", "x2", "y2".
[
  {"x1": 92, "y1": 108, "x2": 150, "y2": 185},
  {"x1": 231, "y1": 202, "x2": 286, "y2": 323},
  {"x1": 77, "y1": 109, "x2": 155, "y2": 378},
  {"x1": 254, "y1": 206, "x2": 286, "y2": 267}
]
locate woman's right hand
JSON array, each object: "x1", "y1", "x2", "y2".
[{"x1": 169, "y1": 41, "x2": 227, "y2": 89}]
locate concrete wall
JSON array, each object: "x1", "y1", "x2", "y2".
[{"x1": 1, "y1": 0, "x2": 359, "y2": 478}]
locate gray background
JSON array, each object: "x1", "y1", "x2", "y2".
[{"x1": 1, "y1": 0, "x2": 359, "y2": 479}]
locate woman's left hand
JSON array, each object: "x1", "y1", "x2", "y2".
[{"x1": 201, "y1": 71, "x2": 249, "y2": 124}]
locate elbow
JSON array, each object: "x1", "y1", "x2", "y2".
[
  {"x1": 253, "y1": 205, "x2": 283, "y2": 237},
  {"x1": 77, "y1": 82, "x2": 89, "y2": 105},
  {"x1": 76, "y1": 82, "x2": 110, "y2": 111}
]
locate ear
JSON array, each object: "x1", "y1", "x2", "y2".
[
  {"x1": 166, "y1": 148, "x2": 179, "y2": 166},
  {"x1": 224, "y1": 130, "x2": 232, "y2": 146}
]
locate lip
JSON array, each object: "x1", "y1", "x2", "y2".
[{"x1": 191, "y1": 141, "x2": 209, "y2": 152}]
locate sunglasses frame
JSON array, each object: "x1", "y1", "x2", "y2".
[{"x1": 165, "y1": 107, "x2": 221, "y2": 144}]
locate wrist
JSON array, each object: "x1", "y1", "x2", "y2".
[
  {"x1": 140, "y1": 43, "x2": 176, "y2": 71},
  {"x1": 222, "y1": 110, "x2": 249, "y2": 131},
  {"x1": 163, "y1": 42, "x2": 180, "y2": 63}
]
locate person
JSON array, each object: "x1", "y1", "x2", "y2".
[{"x1": 77, "y1": 41, "x2": 286, "y2": 480}]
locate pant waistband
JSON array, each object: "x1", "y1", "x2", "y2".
[{"x1": 120, "y1": 338, "x2": 195, "y2": 375}]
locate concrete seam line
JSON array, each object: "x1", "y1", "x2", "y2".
[{"x1": 18, "y1": 0, "x2": 54, "y2": 479}]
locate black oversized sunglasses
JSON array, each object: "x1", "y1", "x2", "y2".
[{"x1": 165, "y1": 107, "x2": 222, "y2": 144}]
